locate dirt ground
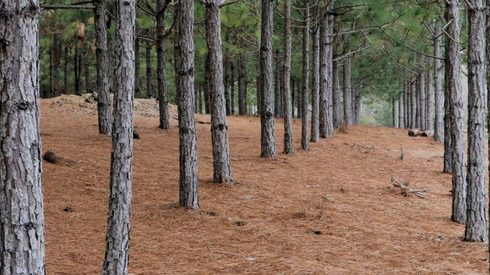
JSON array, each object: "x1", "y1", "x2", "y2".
[{"x1": 41, "y1": 95, "x2": 486, "y2": 274}]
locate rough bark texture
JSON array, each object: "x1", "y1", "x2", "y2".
[
  {"x1": 354, "y1": 88, "x2": 361, "y2": 124},
  {"x1": 332, "y1": 61, "x2": 341, "y2": 128},
  {"x1": 230, "y1": 62, "x2": 235, "y2": 115},
  {"x1": 95, "y1": 0, "x2": 112, "y2": 135},
  {"x1": 393, "y1": 99, "x2": 399, "y2": 128},
  {"x1": 411, "y1": 81, "x2": 416, "y2": 129},
  {"x1": 311, "y1": 27, "x2": 320, "y2": 142},
  {"x1": 418, "y1": 72, "x2": 426, "y2": 129},
  {"x1": 74, "y1": 42, "x2": 80, "y2": 95},
  {"x1": 433, "y1": 21, "x2": 444, "y2": 142},
  {"x1": 102, "y1": 0, "x2": 135, "y2": 273},
  {"x1": 64, "y1": 46, "x2": 68, "y2": 93},
  {"x1": 260, "y1": 0, "x2": 276, "y2": 158},
  {"x1": 238, "y1": 56, "x2": 247, "y2": 115},
  {"x1": 343, "y1": 56, "x2": 353, "y2": 126},
  {"x1": 443, "y1": 78, "x2": 453, "y2": 173},
  {"x1": 301, "y1": 0, "x2": 310, "y2": 150},
  {"x1": 205, "y1": 0, "x2": 233, "y2": 183},
  {"x1": 425, "y1": 70, "x2": 433, "y2": 131},
  {"x1": 146, "y1": 41, "x2": 152, "y2": 98},
  {"x1": 399, "y1": 91, "x2": 405, "y2": 128},
  {"x1": 224, "y1": 59, "x2": 231, "y2": 115},
  {"x1": 0, "y1": 1, "x2": 45, "y2": 273},
  {"x1": 464, "y1": 0, "x2": 487, "y2": 242},
  {"x1": 274, "y1": 50, "x2": 282, "y2": 118},
  {"x1": 175, "y1": 0, "x2": 199, "y2": 208},
  {"x1": 325, "y1": 11, "x2": 334, "y2": 135},
  {"x1": 445, "y1": 0, "x2": 466, "y2": 224},
  {"x1": 156, "y1": 0, "x2": 170, "y2": 129},
  {"x1": 135, "y1": 37, "x2": 140, "y2": 96},
  {"x1": 282, "y1": 0, "x2": 294, "y2": 154},
  {"x1": 319, "y1": 13, "x2": 328, "y2": 137}
]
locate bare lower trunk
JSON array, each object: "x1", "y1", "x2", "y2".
[
  {"x1": 175, "y1": 0, "x2": 199, "y2": 208},
  {"x1": 205, "y1": 0, "x2": 233, "y2": 183},
  {"x1": 260, "y1": 0, "x2": 276, "y2": 158},
  {"x1": 433, "y1": 21, "x2": 444, "y2": 142},
  {"x1": 325, "y1": 11, "x2": 334, "y2": 134},
  {"x1": 0, "y1": 1, "x2": 45, "y2": 273},
  {"x1": 464, "y1": 0, "x2": 487, "y2": 242},
  {"x1": 230, "y1": 62, "x2": 235, "y2": 115},
  {"x1": 238, "y1": 56, "x2": 247, "y2": 115},
  {"x1": 146, "y1": 41, "x2": 152, "y2": 98},
  {"x1": 157, "y1": 0, "x2": 170, "y2": 129},
  {"x1": 333, "y1": 61, "x2": 341, "y2": 128},
  {"x1": 274, "y1": 50, "x2": 282, "y2": 118},
  {"x1": 283, "y1": 0, "x2": 294, "y2": 154},
  {"x1": 425, "y1": 70, "x2": 433, "y2": 131},
  {"x1": 319, "y1": 13, "x2": 328, "y2": 136},
  {"x1": 311, "y1": 27, "x2": 320, "y2": 141},
  {"x1": 135, "y1": 37, "x2": 140, "y2": 96},
  {"x1": 343, "y1": 56, "x2": 353, "y2": 126},
  {"x1": 102, "y1": 0, "x2": 135, "y2": 273},
  {"x1": 445, "y1": 0, "x2": 466, "y2": 224},
  {"x1": 95, "y1": 0, "x2": 112, "y2": 134},
  {"x1": 301, "y1": 0, "x2": 310, "y2": 150}
]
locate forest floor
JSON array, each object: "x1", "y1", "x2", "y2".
[{"x1": 42, "y1": 95, "x2": 486, "y2": 274}]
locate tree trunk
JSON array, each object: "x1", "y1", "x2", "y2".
[
  {"x1": 445, "y1": 0, "x2": 466, "y2": 224},
  {"x1": 260, "y1": 0, "x2": 276, "y2": 158},
  {"x1": 238, "y1": 56, "x2": 247, "y2": 115},
  {"x1": 333, "y1": 61, "x2": 341, "y2": 128},
  {"x1": 84, "y1": 51, "x2": 90, "y2": 92},
  {"x1": 198, "y1": 84, "x2": 204, "y2": 114},
  {"x1": 95, "y1": 0, "x2": 113, "y2": 134},
  {"x1": 343, "y1": 56, "x2": 353, "y2": 126},
  {"x1": 325, "y1": 11, "x2": 334, "y2": 134},
  {"x1": 230, "y1": 62, "x2": 235, "y2": 114},
  {"x1": 301, "y1": 0, "x2": 310, "y2": 150},
  {"x1": 464, "y1": 0, "x2": 487, "y2": 242},
  {"x1": 205, "y1": 0, "x2": 233, "y2": 183},
  {"x1": 75, "y1": 42, "x2": 80, "y2": 95},
  {"x1": 224, "y1": 58, "x2": 231, "y2": 115},
  {"x1": 52, "y1": 32, "x2": 61, "y2": 97},
  {"x1": 354, "y1": 88, "x2": 361, "y2": 124},
  {"x1": 311, "y1": 25, "x2": 320, "y2": 141},
  {"x1": 433, "y1": 21, "x2": 444, "y2": 142},
  {"x1": 425, "y1": 70, "x2": 433, "y2": 131},
  {"x1": 157, "y1": 0, "x2": 170, "y2": 129},
  {"x1": 146, "y1": 41, "x2": 153, "y2": 98},
  {"x1": 282, "y1": 0, "x2": 294, "y2": 154},
  {"x1": 0, "y1": 1, "x2": 45, "y2": 273},
  {"x1": 256, "y1": 75, "x2": 261, "y2": 115},
  {"x1": 399, "y1": 91, "x2": 404, "y2": 128},
  {"x1": 175, "y1": 0, "x2": 199, "y2": 208},
  {"x1": 418, "y1": 72, "x2": 426, "y2": 129},
  {"x1": 102, "y1": 0, "x2": 135, "y2": 273},
  {"x1": 319, "y1": 13, "x2": 329, "y2": 137},
  {"x1": 411, "y1": 80, "x2": 417, "y2": 128},
  {"x1": 64, "y1": 45, "x2": 68, "y2": 93},
  {"x1": 274, "y1": 50, "x2": 282, "y2": 117},
  {"x1": 291, "y1": 78, "x2": 295, "y2": 117},
  {"x1": 135, "y1": 37, "x2": 140, "y2": 97}
]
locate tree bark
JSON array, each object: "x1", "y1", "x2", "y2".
[
  {"x1": 354, "y1": 88, "x2": 361, "y2": 124},
  {"x1": 445, "y1": 0, "x2": 466, "y2": 224},
  {"x1": 51, "y1": 32, "x2": 61, "y2": 97},
  {"x1": 146, "y1": 40, "x2": 152, "y2": 98},
  {"x1": 156, "y1": 0, "x2": 170, "y2": 129},
  {"x1": 205, "y1": 0, "x2": 233, "y2": 183},
  {"x1": 135, "y1": 37, "x2": 140, "y2": 96},
  {"x1": 230, "y1": 62, "x2": 235, "y2": 114},
  {"x1": 326, "y1": 11, "x2": 334, "y2": 134},
  {"x1": 418, "y1": 72, "x2": 426, "y2": 129},
  {"x1": 224, "y1": 58, "x2": 231, "y2": 115},
  {"x1": 102, "y1": 0, "x2": 135, "y2": 273},
  {"x1": 425, "y1": 70, "x2": 433, "y2": 131},
  {"x1": 464, "y1": 0, "x2": 487, "y2": 242},
  {"x1": 238, "y1": 55, "x2": 247, "y2": 115},
  {"x1": 433, "y1": 21, "x2": 444, "y2": 142},
  {"x1": 411, "y1": 80, "x2": 417, "y2": 129},
  {"x1": 0, "y1": 1, "x2": 45, "y2": 273},
  {"x1": 175, "y1": 0, "x2": 199, "y2": 208},
  {"x1": 301, "y1": 0, "x2": 310, "y2": 150},
  {"x1": 84, "y1": 51, "x2": 90, "y2": 92},
  {"x1": 95, "y1": 0, "x2": 113, "y2": 134},
  {"x1": 274, "y1": 50, "x2": 282, "y2": 118},
  {"x1": 332, "y1": 61, "x2": 341, "y2": 128},
  {"x1": 282, "y1": 0, "x2": 294, "y2": 154},
  {"x1": 311, "y1": 25, "x2": 320, "y2": 141},
  {"x1": 343, "y1": 56, "x2": 353, "y2": 126},
  {"x1": 75, "y1": 42, "x2": 80, "y2": 95},
  {"x1": 64, "y1": 46, "x2": 68, "y2": 93},
  {"x1": 399, "y1": 91, "x2": 404, "y2": 128},
  {"x1": 260, "y1": 0, "x2": 276, "y2": 158}
]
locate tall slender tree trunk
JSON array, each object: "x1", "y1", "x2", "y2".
[
  {"x1": 84, "y1": 51, "x2": 90, "y2": 92},
  {"x1": 425, "y1": 70, "x2": 433, "y2": 131},
  {"x1": 230, "y1": 62, "x2": 235, "y2": 114},
  {"x1": 205, "y1": 0, "x2": 233, "y2": 183},
  {"x1": 175, "y1": 0, "x2": 199, "y2": 208},
  {"x1": 274, "y1": 50, "x2": 282, "y2": 117},
  {"x1": 0, "y1": 1, "x2": 45, "y2": 272},
  {"x1": 238, "y1": 56, "x2": 247, "y2": 115},
  {"x1": 156, "y1": 0, "x2": 170, "y2": 129},
  {"x1": 260, "y1": 0, "x2": 276, "y2": 158},
  {"x1": 354, "y1": 88, "x2": 361, "y2": 124},
  {"x1": 411, "y1": 80, "x2": 417, "y2": 129},
  {"x1": 325, "y1": 11, "x2": 334, "y2": 135},
  {"x1": 332, "y1": 61, "x2": 341, "y2": 128},
  {"x1": 282, "y1": 0, "x2": 294, "y2": 154},
  {"x1": 224, "y1": 58, "x2": 231, "y2": 115},
  {"x1": 433, "y1": 21, "x2": 444, "y2": 142},
  {"x1": 301, "y1": 0, "x2": 310, "y2": 150},
  {"x1": 198, "y1": 84, "x2": 203, "y2": 114},
  {"x1": 64, "y1": 46, "x2": 68, "y2": 93},
  {"x1": 319, "y1": 13, "x2": 328, "y2": 136},
  {"x1": 95, "y1": 0, "x2": 113, "y2": 134},
  {"x1": 311, "y1": 26, "x2": 320, "y2": 141},
  {"x1": 418, "y1": 72, "x2": 426, "y2": 129},
  {"x1": 392, "y1": 98, "x2": 398, "y2": 127},
  {"x1": 146, "y1": 40, "x2": 153, "y2": 98},
  {"x1": 52, "y1": 32, "x2": 60, "y2": 97},
  {"x1": 399, "y1": 91, "x2": 405, "y2": 128},
  {"x1": 445, "y1": 0, "x2": 466, "y2": 224},
  {"x1": 135, "y1": 37, "x2": 140, "y2": 96},
  {"x1": 343, "y1": 56, "x2": 353, "y2": 126},
  {"x1": 102, "y1": 0, "x2": 135, "y2": 273},
  {"x1": 464, "y1": 0, "x2": 487, "y2": 242},
  {"x1": 75, "y1": 42, "x2": 80, "y2": 95}
]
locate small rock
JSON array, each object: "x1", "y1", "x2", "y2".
[{"x1": 133, "y1": 131, "x2": 140, "y2": 139}]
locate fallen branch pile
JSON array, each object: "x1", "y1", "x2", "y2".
[{"x1": 390, "y1": 176, "x2": 428, "y2": 199}]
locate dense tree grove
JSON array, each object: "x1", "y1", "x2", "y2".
[{"x1": 3, "y1": 0, "x2": 490, "y2": 272}]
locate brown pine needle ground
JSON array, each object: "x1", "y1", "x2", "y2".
[{"x1": 42, "y1": 95, "x2": 486, "y2": 274}]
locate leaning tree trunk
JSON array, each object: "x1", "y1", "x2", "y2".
[
  {"x1": 260, "y1": 0, "x2": 276, "y2": 158},
  {"x1": 282, "y1": 0, "x2": 294, "y2": 154},
  {"x1": 343, "y1": 56, "x2": 353, "y2": 126},
  {"x1": 301, "y1": 0, "x2": 310, "y2": 150},
  {"x1": 205, "y1": 0, "x2": 233, "y2": 183},
  {"x1": 175, "y1": 0, "x2": 199, "y2": 208},
  {"x1": 311, "y1": 25, "x2": 320, "y2": 141},
  {"x1": 0, "y1": 1, "x2": 45, "y2": 273},
  {"x1": 102, "y1": 0, "x2": 135, "y2": 273},
  {"x1": 95, "y1": 0, "x2": 112, "y2": 134},
  {"x1": 464, "y1": 0, "x2": 487, "y2": 242},
  {"x1": 146, "y1": 40, "x2": 153, "y2": 98},
  {"x1": 433, "y1": 21, "x2": 444, "y2": 142},
  {"x1": 445, "y1": 0, "x2": 466, "y2": 224},
  {"x1": 156, "y1": 0, "x2": 170, "y2": 129}
]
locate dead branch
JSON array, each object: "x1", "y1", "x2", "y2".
[{"x1": 390, "y1": 176, "x2": 428, "y2": 199}]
